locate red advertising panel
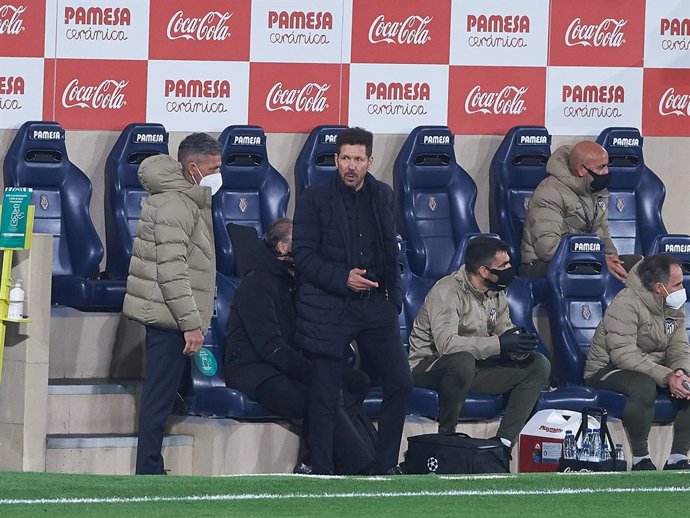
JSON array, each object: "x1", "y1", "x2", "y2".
[
  {"x1": 149, "y1": 0, "x2": 251, "y2": 61},
  {"x1": 52, "y1": 59, "x2": 147, "y2": 130},
  {"x1": 248, "y1": 62, "x2": 342, "y2": 133},
  {"x1": 643, "y1": 68, "x2": 690, "y2": 137},
  {"x1": 448, "y1": 66, "x2": 546, "y2": 135},
  {"x1": 549, "y1": 0, "x2": 645, "y2": 67},
  {"x1": 350, "y1": 0, "x2": 451, "y2": 64},
  {"x1": 0, "y1": 1, "x2": 46, "y2": 57}
]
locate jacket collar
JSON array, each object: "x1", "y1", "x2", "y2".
[
  {"x1": 626, "y1": 263, "x2": 666, "y2": 316},
  {"x1": 454, "y1": 265, "x2": 497, "y2": 303}
]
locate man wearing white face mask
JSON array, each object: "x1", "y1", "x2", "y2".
[
  {"x1": 585, "y1": 254, "x2": 690, "y2": 471},
  {"x1": 124, "y1": 132, "x2": 221, "y2": 474}
]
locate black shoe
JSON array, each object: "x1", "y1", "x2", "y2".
[
  {"x1": 293, "y1": 462, "x2": 313, "y2": 475},
  {"x1": 632, "y1": 458, "x2": 657, "y2": 471},
  {"x1": 369, "y1": 463, "x2": 404, "y2": 476},
  {"x1": 664, "y1": 458, "x2": 690, "y2": 470}
]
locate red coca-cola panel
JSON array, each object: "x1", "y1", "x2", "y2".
[
  {"x1": 448, "y1": 66, "x2": 546, "y2": 135},
  {"x1": 350, "y1": 0, "x2": 451, "y2": 64},
  {"x1": 643, "y1": 68, "x2": 690, "y2": 137},
  {"x1": 0, "y1": 1, "x2": 46, "y2": 57},
  {"x1": 248, "y1": 63, "x2": 342, "y2": 133},
  {"x1": 149, "y1": 0, "x2": 251, "y2": 61},
  {"x1": 549, "y1": 0, "x2": 645, "y2": 67},
  {"x1": 51, "y1": 59, "x2": 147, "y2": 130}
]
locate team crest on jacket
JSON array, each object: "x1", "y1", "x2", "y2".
[
  {"x1": 39, "y1": 194, "x2": 49, "y2": 210},
  {"x1": 428, "y1": 195, "x2": 437, "y2": 211},
  {"x1": 489, "y1": 307, "x2": 497, "y2": 323},
  {"x1": 582, "y1": 304, "x2": 592, "y2": 320},
  {"x1": 665, "y1": 318, "x2": 678, "y2": 335},
  {"x1": 615, "y1": 197, "x2": 625, "y2": 213},
  {"x1": 596, "y1": 197, "x2": 607, "y2": 211}
]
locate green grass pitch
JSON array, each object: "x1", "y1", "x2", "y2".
[{"x1": 2, "y1": 470, "x2": 690, "y2": 517}]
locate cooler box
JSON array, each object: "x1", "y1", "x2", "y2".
[{"x1": 518, "y1": 409, "x2": 599, "y2": 472}]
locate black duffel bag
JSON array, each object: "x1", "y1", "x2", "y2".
[{"x1": 402, "y1": 433, "x2": 509, "y2": 474}]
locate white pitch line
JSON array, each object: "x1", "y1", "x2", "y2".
[{"x1": 2, "y1": 486, "x2": 690, "y2": 506}]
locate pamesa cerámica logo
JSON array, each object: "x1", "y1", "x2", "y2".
[
  {"x1": 365, "y1": 81, "x2": 430, "y2": 116},
  {"x1": 0, "y1": 4, "x2": 26, "y2": 35},
  {"x1": 465, "y1": 14, "x2": 530, "y2": 48},
  {"x1": 267, "y1": 10, "x2": 333, "y2": 45},
  {"x1": 659, "y1": 17, "x2": 690, "y2": 52},
  {"x1": 164, "y1": 78, "x2": 231, "y2": 114},
  {"x1": 63, "y1": 5, "x2": 131, "y2": 42},
  {"x1": 561, "y1": 84, "x2": 625, "y2": 119},
  {"x1": 0, "y1": 75, "x2": 24, "y2": 111}
]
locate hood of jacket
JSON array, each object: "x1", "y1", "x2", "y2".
[
  {"x1": 137, "y1": 154, "x2": 207, "y2": 209},
  {"x1": 546, "y1": 145, "x2": 597, "y2": 197},
  {"x1": 625, "y1": 262, "x2": 665, "y2": 317}
]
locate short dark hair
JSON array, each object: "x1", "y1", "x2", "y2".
[
  {"x1": 637, "y1": 254, "x2": 681, "y2": 290},
  {"x1": 336, "y1": 127, "x2": 373, "y2": 157},
  {"x1": 464, "y1": 237, "x2": 511, "y2": 274},
  {"x1": 265, "y1": 218, "x2": 293, "y2": 251},
  {"x1": 178, "y1": 133, "x2": 221, "y2": 166}
]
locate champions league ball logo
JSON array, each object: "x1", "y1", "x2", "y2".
[{"x1": 427, "y1": 456, "x2": 439, "y2": 472}]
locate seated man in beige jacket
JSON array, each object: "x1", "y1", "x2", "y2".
[
  {"x1": 520, "y1": 140, "x2": 638, "y2": 282},
  {"x1": 408, "y1": 237, "x2": 550, "y2": 456},
  {"x1": 585, "y1": 254, "x2": 690, "y2": 471}
]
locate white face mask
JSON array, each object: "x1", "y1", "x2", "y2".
[
  {"x1": 663, "y1": 285, "x2": 688, "y2": 310},
  {"x1": 199, "y1": 172, "x2": 223, "y2": 196}
]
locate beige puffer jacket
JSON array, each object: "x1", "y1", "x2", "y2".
[
  {"x1": 123, "y1": 155, "x2": 215, "y2": 333},
  {"x1": 408, "y1": 265, "x2": 514, "y2": 370},
  {"x1": 584, "y1": 264, "x2": 690, "y2": 386},
  {"x1": 521, "y1": 145, "x2": 617, "y2": 265}
]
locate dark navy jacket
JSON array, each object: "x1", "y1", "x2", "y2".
[{"x1": 293, "y1": 173, "x2": 402, "y2": 357}]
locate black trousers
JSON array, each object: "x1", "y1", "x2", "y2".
[
  {"x1": 307, "y1": 293, "x2": 413, "y2": 475},
  {"x1": 254, "y1": 369, "x2": 372, "y2": 473},
  {"x1": 136, "y1": 325, "x2": 187, "y2": 475}
]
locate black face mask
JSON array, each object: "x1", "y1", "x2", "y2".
[
  {"x1": 485, "y1": 265, "x2": 515, "y2": 291},
  {"x1": 585, "y1": 166, "x2": 611, "y2": 192}
]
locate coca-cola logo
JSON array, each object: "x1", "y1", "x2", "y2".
[
  {"x1": 61, "y1": 78, "x2": 128, "y2": 110},
  {"x1": 166, "y1": 10, "x2": 232, "y2": 41},
  {"x1": 464, "y1": 85, "x2": 527, "y2": 115},
  {"x1": 267, "y1": 11, "x2": 332, "y2": 30},
  {"x1": 466, "y1": 14, "x2": 530, "y2": 33},
  {"x1": 265, "y1": 82, "x2": 330, "y2": 113},
  {"x1": 0, "y1": 4, "x2": 25, "y2": 35},
  {"x1": 368, "y1": 14, "x2": 432, "y2": 45},
  {"x1": 565, "y1": 17, "x2": 627, "y2": 47},
  {"x1": 659, "y1": 87, "x2": 690, "y2": 116},
  {"x1": 64, "y1": 7, "x2": 130, "y2": 26}
]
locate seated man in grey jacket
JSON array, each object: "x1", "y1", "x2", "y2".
[
  {"x1": 585, "y1": 254, "x2": 690, "y2": 471},
  {"x1": 408, "y1": 237, "x2": 550, "y2": 457}
]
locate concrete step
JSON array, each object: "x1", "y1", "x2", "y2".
[
  {"x1": 49, "y1": 307, "x2": 146, "y2": 379},
  {"x1": 45, "y1": 434, "x2": 194, "y2": 475},
  {"x1": 47, "y1": 379, "x2": 141, "y2": 435}
]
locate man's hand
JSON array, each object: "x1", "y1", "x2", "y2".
[
  {"x1": 183, "y1": 328, "x2": 204, "y2": 357},
  {"x1": 668, "y1": 370, "x2": 690, "y2": 400},
  {"x1": 606, "y1": 254, "x2": 627, "y2": 282},
  {"x1": 347, "y1": 268, "x2": 379, "y2": 292}
]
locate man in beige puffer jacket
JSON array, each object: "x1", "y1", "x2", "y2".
[
  {"x1": 585, "y1": 254, "x2": 690, "y2": 471},
  {"x1": 124, "y1": 133, "x2": 220, "y2": 474},
  {"x1": 520, "y1": 141, "x2": 633, "y2": 282}
]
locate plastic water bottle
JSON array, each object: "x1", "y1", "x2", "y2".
[
  {"x1": 563, "y1": 431, "x2": 576, "y2": 460},
  {"x1": 579, "y1": 429, "x2": 592, "y2": 461},
  {"x1": 590, "y1": 429, "x2": 602, "y2": 462},
  {"x1": 601, "y1": 444, "x2": 611, "y2": 461},
  {"x1": 614, "y1": 444, "x2": 625, "y2": 461},
  {"x1": 8, "y1": 279, "x2": 24, "y2": 319}
]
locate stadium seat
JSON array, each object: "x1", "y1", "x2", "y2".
[
  {"x1": 214, "y1": 126, "x2": 290, "y2": 278},
  {"x1": 104, "y1": 123, "x2": 169, "y2": 280},
  {"x1": 3, "y1": 121, "x2": 125, "y2": 311},
  {"x1": 393, "y1": 126, "x2": 480, "y2": 281},
  {"x1": 294, "y1": 125, "x2": 347, "y2": 199},
  {"x1": 179, "y1": 272, "x2": 275, "y2": 418},
  {"x1": 546, "y1": 234, "x2": 675, "y2": 420},
  {"x1": 596, "y1": 127, "x2": 667, "y2": 256}
]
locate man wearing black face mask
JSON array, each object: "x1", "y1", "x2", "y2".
[
  {"x1": 520, "y1": 140, "x2": 640, "y2": 283},
  {"x1": 408, "y1": 237, "x2": 550, "y2": 455}
]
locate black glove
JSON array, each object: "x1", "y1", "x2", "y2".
[{"x1": 499, "y1": 327, "x2": 538, "y2": 355}]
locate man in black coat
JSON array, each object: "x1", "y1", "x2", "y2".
[
  {"x1": 224, "y1": 218, "x2": 372, "y2": 474},
  {"x1": 293, "y1": 127, "x2": 413, "y2": 475}
]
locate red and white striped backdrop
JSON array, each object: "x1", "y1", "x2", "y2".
[{"x1": 0, "y1": 0, "x2": 688, "y2": 135}]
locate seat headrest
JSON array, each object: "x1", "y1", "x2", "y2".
[
  {"x1": 294, "y1": 125, "x2": 347, "y2": 194},
  {"x1": 493, "y1": 125, "x2": 551, "y2": 186},
  {"x1": 5, "y1": 121, "x2": 68, "y2": 187},
  {"x1": 109, "y1": 123, "x2": 169, "y2": 188},
  {"x1": 548, "y1": 235, "x2": 608, "y2": 295},
  {"x1": 596, "y1": 127, "x2": 645, "y2": 189},
  {"x1": 218, "y1": 125, "x2": 272, "y2": 189},
  {"x1": 396, "y1": 126, "x2": 458, "y2": 188},
  {"x1": 651, "y1": 234, "x2": 690, "y2": 275}
]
